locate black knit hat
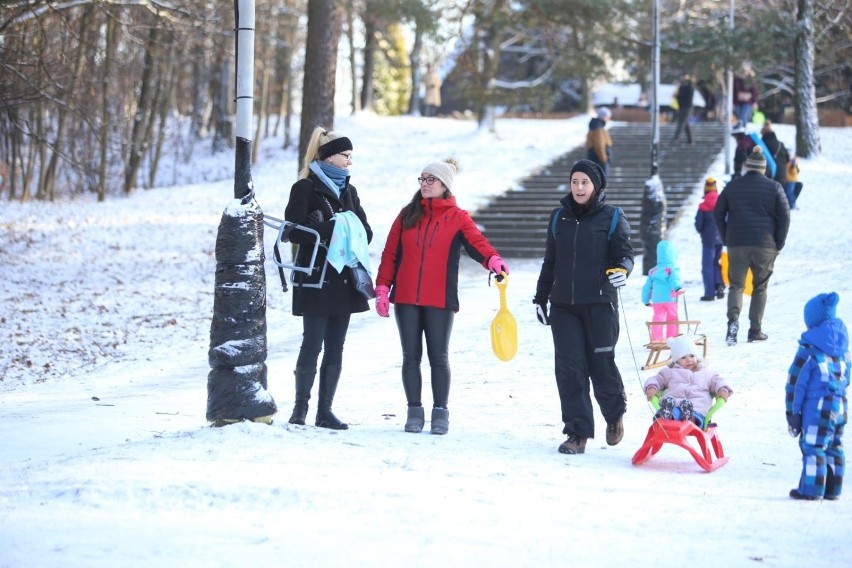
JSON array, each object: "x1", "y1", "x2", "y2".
[
  {"x1": 318, "y1": 136, "x2": 353, "y2": 160},
  {"x1": 570, "y1": 159, "x2": 607, "y2": 193}
]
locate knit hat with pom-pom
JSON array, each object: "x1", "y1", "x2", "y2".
[
  {"x1": 704, "y1": 177, "x2": 717, "y2": 193},
  {"x1": 804, "y1": 292, "x2": 840, "y2": 329},
  {"x1": 423, "y1": 158, "x2": 460, "y2": 191},
  {"x1": 744, "y1": 146, "x2": 767, "y2": 172}
]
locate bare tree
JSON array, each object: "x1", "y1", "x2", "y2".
[
  {"x1": 795, "y1": 0, "x2": 821, "y2": 157},
  {"x1": 298, "y1": 0, "x2": 344, "y2": 170}
]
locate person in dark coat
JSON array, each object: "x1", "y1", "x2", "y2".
[
  {"x1": 640, "y1": 175, "x2": 667, "y2": 275},
  {"x1": 284, "y1": 126, "x2": 373, "y2": 430},
  {"x1": 731, "y1": 124, "x2": 756, "y2": 178},
  {"x1": 713, "y1": 146, "x2": 790, "y2": 346},
  {"x1": 694, "y1": 177, "x2": 725, "y2": 301},
  {"x1": 761, "y1": 121, "x2": 789, "y2": 187},
  {"x1": 785, "y1": 292, "x2": 850, "y2": 500},
  {"x1": 672, "y1": 73, "x2": 695, "y2": 144},
  {"x1": 585, "y1": 107, "x2": 613, "y2": 176},
  {"x1": 534, "y1": 159, "x2": 634, "y2": 455},
  {"x1": 374, "y1": 158, "x2": 509, "y2": 435}
]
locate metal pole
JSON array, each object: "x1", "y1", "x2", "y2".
[
  {"x1": 234, "y1": 0, "x2": 255, "y2": 199},
  {"x1": 724, "y1": 0, "x2": 734, "y2": 176},
  {"x1": 650, "y1": 0, "x2": 660, "y2": 176}
]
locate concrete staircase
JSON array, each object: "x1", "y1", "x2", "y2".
[{"x1": 473, "y1": 122, "x2": 725, "y2": 258}]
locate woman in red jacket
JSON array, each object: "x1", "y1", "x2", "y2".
[{"x1": 375, "y1": 158, "x2": 509, "y2": 435}]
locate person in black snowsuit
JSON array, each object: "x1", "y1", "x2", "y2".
[{"x1": 534, "y1": 159, "x2": 634, "y2": 455}]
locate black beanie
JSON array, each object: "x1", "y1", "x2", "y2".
[
  {"x1": 570, "y1": 159, "x2": 606, "y2": 193},
  {"x1": 318, "y1": 136, "x2": 353, "y2": 160}
]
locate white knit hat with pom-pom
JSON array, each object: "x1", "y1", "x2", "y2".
[{"x1": 423, "y1": 158, "x2": 460, "y2": 191}]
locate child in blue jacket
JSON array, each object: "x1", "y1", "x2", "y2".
[
  {"x1": 786, "y1": 292, "x2": 851, "y2": 500},
  {"x1": 694, "y1": 177, "x2": 725, "y2": 301},
  {"x1": 641, "y1": 240, "x2": 684, "y2": 342}
]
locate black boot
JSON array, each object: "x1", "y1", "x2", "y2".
[
  {"x1": 315, "y1": 365, "x2": 349, "y2": 430},
  {"x1": 288, "y1": 366, "x2": 315, "y2": 425}
]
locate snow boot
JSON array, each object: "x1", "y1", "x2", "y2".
[
  {"x1": 430, "y1": 407, "x2": 449, "y2": 435},
  {"x1": 315, "y1": 365, "x2": 348, "y2": 430},
  {"x1": 725, "y1": 320, "x2": 739, "y2": 346},
  {"x1": 679, "y1": 399, "x2": 694, "y2": 423},
  {"x1": 558, "y1": 434, "x2": 587, "y2": 454},
  {"x1": 288, "y1": 366, "x2": 315, "y2": 425},
  {"x1": 404, "y1": 406, "x2": 425, "y2": 433},
  {"x1": 657, "y1": 396, "x2": 675, "y2": 420},
  {"x1": 606, "y1": 415, "x2": 624, "y2": 446},
  {"x1": 789, "y1": 489, "x2": 820, "y2": 501}
]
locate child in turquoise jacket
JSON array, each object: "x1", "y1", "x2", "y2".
[{"x1": 642, "y1": 240, "x2": 684, "y2": 341}]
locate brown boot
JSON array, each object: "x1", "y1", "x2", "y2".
[{"x1": 558, "y1": 434, "x2": 587, "y2": 454}]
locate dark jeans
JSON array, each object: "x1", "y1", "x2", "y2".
[
  {"x1": 701, "y1": 242, "x2": 724, "y2": 297},
  {"x1": 296, "y1": 313, "x2": 351, "y2": 372},
  {"x1": 394, "y1": 304, "x2": 454, "y2": 408},
  {"x1": 785, "y1": 181, "x2": 803, "y2": 209},
  {"x1": 549, "y1": 303, "x2": 627, "y2": 439},
  {"x1": 726, "y1": 246, "x2": 778, "y2": 331},
  {"x1": 672, "y1": 107, "x2": 693, "y2": 143}
]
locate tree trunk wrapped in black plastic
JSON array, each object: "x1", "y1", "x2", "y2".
[
  {"x1": 206, "y1": 0, "x2": 276, "y2": 425},
  {"x1": 206, "y1": 192, "x2": 277, "y2": 424}
]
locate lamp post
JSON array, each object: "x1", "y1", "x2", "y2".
[
  {"x1": 206, "y1": 0, "x2": 277, "y2": 426},
  {"x1": 724, "y1": 0, "x2": 734, "y2": 176},
  {"x1": 641, "y1": 0, "x2": 667, "y2": 275}
]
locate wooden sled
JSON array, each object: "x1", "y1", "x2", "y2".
[{"x1": 642, "y1": 320, "x2": 708, "y2": 370}]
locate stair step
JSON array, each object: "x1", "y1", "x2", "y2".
[{"x1": 474, "y1": 123, "x2": 723, "y2": 259}]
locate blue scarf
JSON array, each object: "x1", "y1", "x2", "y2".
[{"x1": 310, "y1": 161, "x2": 349, "y2": 198}]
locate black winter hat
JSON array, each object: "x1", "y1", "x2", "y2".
[
  {"x1": 318, "y1": 136, "x2": 353, "y2": 160},
  {"x1": 570, "y1": 159, "x2": 607, "y2": 193}
]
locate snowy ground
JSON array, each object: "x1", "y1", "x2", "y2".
[{"x1": 1, "y1": 115, "x2": 850, "y2": 567}]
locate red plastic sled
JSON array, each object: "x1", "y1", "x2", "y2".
[{"x1": 631, "y1": 418, "x2": 729, "y2": 472}]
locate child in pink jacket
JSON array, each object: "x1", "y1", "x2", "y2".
[{"x1": 643, "y1": 335, "x2": 733, "y2": 426}]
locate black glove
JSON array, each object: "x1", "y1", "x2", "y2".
[
  {"x1": 786, "y1": 413, "x2": 802, "y2": 437},
  {"x1": 306, "y1": 209, "x2": 324, "y2": 226},
  {"x1": 533, "y1": 298, "x2": 550, "y2": 326}
]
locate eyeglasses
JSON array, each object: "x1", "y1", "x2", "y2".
[
  {"x1": 338, "y1": 153, "x2": 353, "y2": 161},
  {"x1": 417, "y1": 176, "x2": 437, "y2": 185}
]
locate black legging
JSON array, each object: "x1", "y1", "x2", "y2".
[
  {"x1": 295, "y1": 313, "x2": 351, "y2": 372},
  {"x1": 394, "y1": 304, "x2": 454, "y2": 408}
]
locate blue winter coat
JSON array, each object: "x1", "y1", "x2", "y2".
[
  {"x1": 786, "y1": 318, "x2": 851, "y2": 416},
  {"x1": 641, "y1": 240, "x2": 683, "y2": 305}
]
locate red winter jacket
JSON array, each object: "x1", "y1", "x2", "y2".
[{"x1": 377, "y1": 196, "x2": 497, "y2": 311}]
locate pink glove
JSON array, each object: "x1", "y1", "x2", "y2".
[
  {"x1": 671, "y1": 288, "x2": 685, "y2": 298},
  {"x1": 487, "y1": 255, "x2": 509, "y2": 277},
  {"x1": 375, "y1": 285, "x2": 390, "y2": 317}
]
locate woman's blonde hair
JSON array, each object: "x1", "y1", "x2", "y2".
[{"x1": 299, "y1": 126, "x2": 345, "y2": 179}]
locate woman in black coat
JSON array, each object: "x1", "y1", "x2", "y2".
[
  {"x1": 283, "y1": 126, "x2": 373, "y2": 430},
  {"x1": 534, "y1": 159, "x2": 635, "y2": 455}
]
